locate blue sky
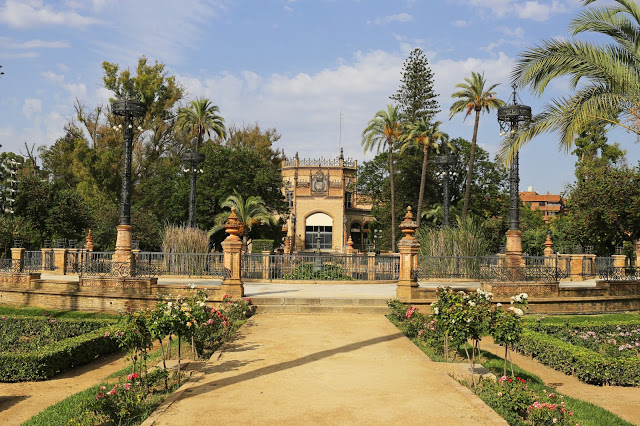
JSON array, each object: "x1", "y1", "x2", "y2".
[{"x1": 0, "y1": 0, "x2": 636, "y2": 194}]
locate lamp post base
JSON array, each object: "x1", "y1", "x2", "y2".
[
  {"x1": 506, "y1": 229, "x2": 523, "y2": 268},
  {"x1": 113, "y1": 225, "x2": 134, "y2": 265}
]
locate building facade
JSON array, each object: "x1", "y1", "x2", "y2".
[
  {"x1": 520, "y1": 186, "x2": 565, "y2": 223},
  {"x1": 281, "y1": 151, "x2": 374, "y2": 253}
]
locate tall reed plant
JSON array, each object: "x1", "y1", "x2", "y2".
[
  {"x1": 418, "y1": 216, "x2": 489, "y2": 257},
  {"x1": 161, "y1": 224, "x2": 210, "y2": 254}
]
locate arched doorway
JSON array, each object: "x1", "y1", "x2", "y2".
[
  {"x1": 363, "y1": 222, "x2": 371, "y2": 251},
  {"x1": 350, "y1": 222, "x2": 362, "y2": 251},
  {"x1": 305, "y1": 212, "x2": 333, "y2": 250}
]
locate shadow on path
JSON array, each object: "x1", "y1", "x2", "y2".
[{"x1": 187, "y1": 332, "x2": 404, "y2": 398}]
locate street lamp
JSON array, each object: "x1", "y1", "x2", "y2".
[
  {"x1": 434, "y1": 148, "x2": 458, "y2": 227},
  {"x1": 182, "y1": 151, "x2": 205, "y2": 227},
  {"x1": 373, "y1": 229, "x2": 382, "y2": 254},
  {"x1": 497, "y1": 84, "x2": 532, "y2": 265},
  {"x1": 111, "y1": 98, "x2": 146, "y2": 263}
]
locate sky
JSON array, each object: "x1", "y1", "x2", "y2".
[{"x1": 0, "y1": 0, "x2": 637, "y2": 195}]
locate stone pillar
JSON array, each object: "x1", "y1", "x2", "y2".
[
  {"x1": 368, "y1": 252, "x2": 376, "y2": 281},
  {"x1": 635, "y1": 239, "x2": 640, "y2": 267},
  {"x1": 569, "y1": 254, "x2": 584, "y2": 281},
  {"x1": 11, "y1": 247, "x2": 25, "y2": 272},
  {"x1": 505, "y1": 229, "x2": 523, "y2": 268},
  {"x1": 612, "y1": 255, "x2": 626, "y2": 268},
  {"x1": 261, "y1": 251, "x2": 270, "y2": 280},
  {"x1": 543, "y1": 232, "x2": 555, "y2": 267},
  {"x1": 113, "y1": 224, "x2": 134, "y2": 274},
  {"x1": 345, "y1": 236, "x2": 354, "y2": 278},
  {"x1": 583, "y1": 254, "x2": 596, "y2": 278},
  {"x1": 396, "y1": 207, "x2": 421, "y2": 300},
  {"x1": 53, "y1": 248, "x2": 68, "y2": 275},
  {"x1": 283, "y1": 235, "x2": 291, "y2": 254},
  {"x1": 221, "y1": 207, "x2": 244, "y2": 298}
]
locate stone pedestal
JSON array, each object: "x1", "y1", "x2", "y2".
[
  {"x1": 11, "y1": 248, "x2": 25, "y2": 271},
  {"x1": 53, "y1": 248, "x2": 68, "y2": 275},
  {"x1": 570, "y1": 254, "x2": 585, "y2": 281},
  {"x1": 221, "y1": 207, "x2": 244, "y2": 299},
  {"x1": 505, "y1": 229, "x2": 523, "y2": 268},
  {"x1": 612, "y1": 254, "x2": 627, "y2": 268},
  {"x1": 396, "y1": 207, "x2": 421, "y2": 300},
  {"x1": 113, "y1": 225, "x2": 134, "y2": 264}
]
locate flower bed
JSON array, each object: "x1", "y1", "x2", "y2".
[
  {"x1": 0, "y1": 323, "x2": 120, "y2": 382},
  {"x1": 514, "y1": 329, "x2": 640, "y2": 386}
]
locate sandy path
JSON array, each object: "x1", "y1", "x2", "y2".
[
  {"x1": 0, "y1": 351, "x2": 129, "y2": 426},
  {"x1": 480, "y1": 339, "x2": 640, "y2": 425},
  {"x1": 149, "y1": 314, "x2": 506, "y2": 425}
]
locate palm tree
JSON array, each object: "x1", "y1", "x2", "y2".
[
  {"x1": 211, "y1": 190, "x2": 275, "y2": 250},
  {"x1": 450, "y1": 72, "x2": 504, "y2": 219},
  {"x1": 175, "y1": 98, "x2": 226, "y2": 227},
  {"x1": 400, "y1": 119, "x2": 448, "y2": 227},
  {"x1": 362, "y1": 104, "x2": 402, "y2": 252},
  {"x1": 500, "y1": 0, "x2": 640, "y2": 163}
]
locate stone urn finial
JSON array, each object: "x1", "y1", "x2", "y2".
[
  {"x1": 347, "y1": 236, "x2": 354, "y2": 248},
  {"x1": 545, "y1": 230, "x2": 553, "y2": 249},
  {"x1": 400, "y1": 206, "x2": 418, "y2": 240},
  {"x1": 224, "y1": 206, "x2": 241, "y2": 241},
  {"x1": 85, "y1": 229, "x2": 94, "y2": 251}
]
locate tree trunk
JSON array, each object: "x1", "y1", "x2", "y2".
[
  {"x1": 416, "y1": 144, "x2": 430, "y2": 228},
  {"x1": 389, "y1": 144, "x2": 397, "y2": 252},
  {"x1": 462, "y1": 110, "x2": 481, "y2": 219}
]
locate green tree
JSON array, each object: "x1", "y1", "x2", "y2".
[
  {"x1": 390, "y1": 48, "x2": 440, "y2": 123},
  {"x1": 175, "y1": 98, "x2": 226, "y2": 227},
  {"x1": 572, "y1": 122, "x2": 626, "y2": 178},
  {"x1": 450, "y1": 72, "x2": 505, "y2": 219},
  {"x1": 211, "y1": 190, "x2": 276, "y2": 249},
  {"x1": 562, "y1": 165, "x2": 640, "y2": 255},
  {"x1": 225, "y1": 123, "x2": 283, "y2": 164},
  {"x1": 503, "y1": 0, "x2": 640, "y2": 162},
  {"x1": 401, "y1": 119, "x2": 448, "y2": 226},
  {"x1": 362, "y1": 105, "x2": 403, "y2": 251}
]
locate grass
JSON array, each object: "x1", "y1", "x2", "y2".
[{"x1": 0, "y1": 304, "x2": 117, "y2": 319}]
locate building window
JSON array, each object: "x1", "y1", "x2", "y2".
[
  {"x1": 305, "y1": 212, "x2": 333, "y2": 250},
  {"x1": 350, "y1": 222, "x2": 362, "y2": 250},
  {"x1": 286, "y1": 190, "x2": 294, "y2": 208},
  {"x1": 305, "y1": 225, "x2": 333, "y2": 249},
  {"x1": 345, "y1": 192, "x2": 352, "y2": 208}
]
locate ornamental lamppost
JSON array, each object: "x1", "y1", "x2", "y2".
[
  {"x1": 497, "y1": 85, "x2": 532, "y2": 267},
  {"x1": 434, "y1": 147, "x2": 457, "y2": 227},
  {"x1": 182, "y1": 151, "x2": 205, "y2": 227},
  {"x1": 111, "y1": 98, "x2": 146, "y2": 265},
  {"x1": 373, "y1": 229, "x2": 382, "y2": 254}
]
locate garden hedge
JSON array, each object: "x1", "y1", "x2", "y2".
[
  {"x1": 529, "y1": 320, "x2": 640, "y2": 336},
  {"x1": 514, "y1": 329, "x2": 640, "y2": 386},
  {"x1": 0, "y1": 319, "x2": 121, "y2": 382}
]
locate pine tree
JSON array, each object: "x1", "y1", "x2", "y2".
[{"x1": 390, "y1": 48, "x2": 440, "y2": 123}]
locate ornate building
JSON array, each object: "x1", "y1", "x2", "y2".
[{"x1": 281, "y1": 150, "x2": 374, "y2": 253}]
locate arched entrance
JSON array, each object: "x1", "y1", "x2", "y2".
[
  {"x1": 305, "y1": 212, "x2": 333, "y2": 250},
  {"x1": 350, "y1": 222, "x2": 362, "y2": 251}
]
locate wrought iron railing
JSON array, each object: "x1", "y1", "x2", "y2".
[
  {"x1": 136, "y1": 252, "x2": 227, "y2": 277},
  {"x1": 25, "y1": 251, "x2": 42, "y2": 269},
  {"x1": 78, "y1": 259, "x2": 160, "y2": 278},
  {"x1": 0, "y1": 259, "x2": 40, "y2": 274},
  {"x1": 241, "y1": 253, "x2": 399, "y2": 281},
  {"x1": 414, "y1": 255, "x2": 571, "y2": 282},
  {"x1": 598, "y1": 266, "x2": 640, "y2": 281}
]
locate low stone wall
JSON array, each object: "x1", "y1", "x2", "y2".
[{"x1": 0, "y1": 274, "x2": 222, "y2": 314}]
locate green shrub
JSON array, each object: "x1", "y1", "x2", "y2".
[
  {"x1": 514, "y1": 329, "x2": 640, "y2": 386},
  {"x1": 251, "y1": 239, "x2": 274, "y2": 253},
  {"x1": 283, "y1": 263, "x2": 353, "y2": 280},
  {"x1": 0, "y1": 326, "x2": 120, "y2": 382}
]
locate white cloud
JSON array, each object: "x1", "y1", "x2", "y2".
[
  {"x1": 0, "y1": 51, "x2": 39, "y2": 59},
  {"x1": 0, "y1": 37, "x2": 69, "y2": 49},
  {"x1": 22, "y1": 98, "x2": 42, "y2": 119},
  {"x1": 451, "y1": 20, "x2": 468, "y2": 27},
  {"x1": 175, "y1": 48, "x2": 514, "y2": 161},
  {"x1": 368, "y1": 13, "x2": 413, "y2": 25},
  {"x1": 41, "y1": 71, "x2": 87, "y2": 101},
  {"x1": 464, "y1": 0, "x2": 573, "y2": 21},
  {"x1": 0, "y1": 0, "x2": 100, "y2": 28}
]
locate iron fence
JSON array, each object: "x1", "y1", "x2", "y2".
[
  {"x1": 136, "y1": 252, "x2": 227, "y2": 277},
  {"x1": 78, "y1": 258, "x2": 160, "y2": 278},
  {"x1": 0, "y1": 258, "x2": 40, "y2": 274},
  {"x1": 241, "y1": 253, "x2": 399, "y2": 281},
  {"x1": 25, "y1": 251, "x2": 42, "y2": 269},
  {"x1": 598, "y1": 266, "x2": 640, "y2": 281},
  {"x1": 414, "y1": 255, "x2": 571, "y2": 282}
]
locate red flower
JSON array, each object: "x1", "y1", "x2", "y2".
[{"x1": 128, "y1": 372, "x2": 139, "y2": 381}]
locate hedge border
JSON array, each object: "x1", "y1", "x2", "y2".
[
  {"x1": 0, "y1": 325, "x2": 121, "y2": 382},
  {"x1": 514, "y1": 329, "x2": 640, "y2": 386}
]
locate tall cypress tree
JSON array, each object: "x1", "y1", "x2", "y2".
[{"x1": 390, "y1": 48, "x2": 440, "y2": 123}]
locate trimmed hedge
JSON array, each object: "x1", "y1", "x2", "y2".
[
  {"x1": 0, "y1": 324, "x2": 121, "y2": 382},
  {"x1": 530, "y1": 319, "x2": 640, "y2": 336},
  {"x1": 514, "y1": 329, "x2": 640, "y2": 386}
]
